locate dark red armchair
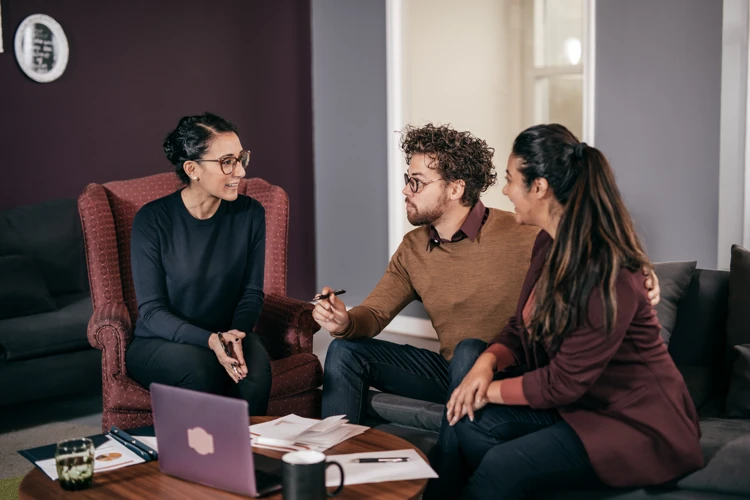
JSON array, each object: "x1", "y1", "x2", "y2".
[{"x1": 78, "y1": 173, "x2": 322, "y2": 431}]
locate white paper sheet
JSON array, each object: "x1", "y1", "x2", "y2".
[
  {"x1": 249, "y1": 414, "x2": 367, "y2": 452},
  {"x1": 325, "y1": 449, "x2": 437, "y2": 487},
  {"x1": 36, "y1": 436, "x2": 145, "y2": 481}
]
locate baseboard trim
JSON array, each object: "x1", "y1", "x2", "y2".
[{"x1": 381, "y1": 315, "x2": 438, "y2": 340}]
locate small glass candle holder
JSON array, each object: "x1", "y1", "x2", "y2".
[{"x1": 55, "y1": 438, "x2": 94, "y2": 491}]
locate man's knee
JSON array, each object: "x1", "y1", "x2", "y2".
[
  {"x1": 324, "y1": 339, "x2": 366, "y2": 375},
  {"x1": 450, "y1": 339, "x2": 487, "y2": 377}
]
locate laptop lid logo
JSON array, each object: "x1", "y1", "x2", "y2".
[{"x1": 187, "y1": 427, "x2": 214, "y2": 455}]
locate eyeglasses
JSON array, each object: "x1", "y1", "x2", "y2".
[
  {"x1": 193, "y1": 149, "x2": 251, "y2": 175},
  {"x1": 404, "y1": 173, "x2": 444, "y2": 193}
]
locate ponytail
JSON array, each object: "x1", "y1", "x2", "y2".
[{"x1": 512, "y1": 125, "x2": 650, "y2": 352}]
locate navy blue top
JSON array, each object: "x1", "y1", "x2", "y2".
[{"x1": 130, "y1": 190, "x2": 266, "y2": 346}]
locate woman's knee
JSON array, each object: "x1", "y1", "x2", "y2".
[
  {"x1": 450, "y1": 339, "x2": 487, "y2": 378},
  {"x1": 243, "y1": 334, "x2": 272, "y2": 375},
  {"x1": 180, "y1": 359, "x2": 226, "y2": 393}
]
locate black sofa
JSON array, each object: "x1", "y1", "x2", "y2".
[
  {"x1": 0, "y1": 199, "x2": 99, "y2": 409},
  {"x1": 366, "y1": 259, "x2": 750, "y2": 499}
]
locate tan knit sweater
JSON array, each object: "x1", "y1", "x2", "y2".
[{"x1": 333, "y1": 209, "x2": 540, "y2": 360}]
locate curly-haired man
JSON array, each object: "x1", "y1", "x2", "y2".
[{"x1": 313, "y1": 123, "x2": 540, "y2": 420}]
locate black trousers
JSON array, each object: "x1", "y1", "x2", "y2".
[
  {"x1": 126, "y1": 333, "x2": 272, "y2": 416},
  {"x1": 424, "y1": 339, "x2": 600, "y2": 500}
]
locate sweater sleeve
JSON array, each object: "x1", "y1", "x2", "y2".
[
  {"x1": 231, "y1": 204, "x2": 266, "y2": 334},
  {"x1": 333, "y1": 241, "x2": 418, "y2": 340},
  {"x1": 130, "y1": 208, "x2": 212, "y2": 346},
  {"x1": 521, "y1": 270, "x2": 641, "y2": 409}
]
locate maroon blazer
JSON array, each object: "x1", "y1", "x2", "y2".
[{"x1": 490, "y1": 231, "x2": 703, "y2": 487}]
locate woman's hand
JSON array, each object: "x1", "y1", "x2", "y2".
[
  {"x1": 208, "y1": 330, "x2": 249, "y2": 383},
  {"x1": 644, "y1": 266, "x2": 661, "y2": 306},
  {"x1": 446, "y1": 353, "x2": 496, "y2": 426}
]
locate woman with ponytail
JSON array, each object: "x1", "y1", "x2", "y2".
[{"x1": 426, "y1": 124, "x2": 702, "y2": 499}]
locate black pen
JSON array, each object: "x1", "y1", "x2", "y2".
[
  {"x1": 350, "y1": 457, "x2": 410, "y2": 463},
  {"x1": 217, "y1": 332, "x2": 240, "y2": 377},
  {"x1": 313, "y1": 289, "x2": 346, "y2": 301}
]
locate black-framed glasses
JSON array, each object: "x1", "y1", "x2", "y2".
[
  {"x1": 404, "y1": 173, "x2": 444, "y2": 193},
  {"x1": 193, "y1": 149, "x2": 251, "y2": 175}
]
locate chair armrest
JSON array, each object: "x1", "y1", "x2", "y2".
[
  {"x1": 254, "y1": 293, "x2": 320, "y2": 360},
  {"x1": 87, "y1": 302, "x2": 133, "y2": 378}
]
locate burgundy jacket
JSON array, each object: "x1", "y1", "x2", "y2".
[{"x1": 490, "y1": 231, "x2": 703, "y2": 487}]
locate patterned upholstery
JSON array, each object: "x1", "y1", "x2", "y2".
[{"x1": 78, "y1": 173, "x2": 322, "y2": 431}]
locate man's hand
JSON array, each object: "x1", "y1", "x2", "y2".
[
  {"x1": 643, "y1": 265, "x2": 661, "y2": 307},
  {"x1": 445, "y1": 353, "x2": 495, "y2": 426},
  {"x1": 312, "y1": 286, "x2": 350, "y2": 334}
]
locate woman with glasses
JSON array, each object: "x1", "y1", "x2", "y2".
[
  {"x1": 425, "y1": 124, "x2": 702, "y2": 499},
  {"x1": 125, "y1": 112, "x2": 272, "y2": 415}
]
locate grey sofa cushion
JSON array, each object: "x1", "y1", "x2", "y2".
[
  {"x1": 653, "y1": 261, "x2": 697, "y2": 344},
  {"x1": 367, "y1": 391, "x2": 443, "y2": 433},
  {"x1": 726, "y1": 246, "x2": 750, "y2": 416},
  {"x1": 677, "y1": 365, "x2": 715, "y2": 410},
  {"x1": 0, "y1": 255, "x2": 56, "y2": 320},
  {"x1": 0, "y1": 198, "x2": 87, "y2": 295},
  {"x1": 726, "y1": 345, "x2": 750, "y2": 418},
  {"x1": 668, "y1": 269, "x2": 729, "y2": 368},
  {"x1": 676, "y1": 418, "x2": 750, "y2": 496},
  {"x1": 0, "y1": 293, "x2": 92, "y2": 361}
]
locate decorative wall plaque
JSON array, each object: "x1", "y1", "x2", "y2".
[{"x1": 14, "y1": 14, "x2": 69, "y2": 83}]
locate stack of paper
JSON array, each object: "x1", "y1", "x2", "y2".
[{"x1": 250, "y1": 414, "x2": 368, "y2": 453}]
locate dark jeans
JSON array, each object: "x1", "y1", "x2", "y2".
[
  {"x1": 424, "y1": 339, "x2": 599, "y2": 500},
  {"x1": 321, "y1": 337, "x2": 451, "y2": 423},
  {"x1": 126, "y1": 333, "x2": 272, "y2": 416}
]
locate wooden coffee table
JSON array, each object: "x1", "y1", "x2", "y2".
[{"x1": 19, "y1": 416, "x2": 429, "y2": 499}]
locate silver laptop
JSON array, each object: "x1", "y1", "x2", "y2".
[{"x1": 150, "y1": 383, "x2": 283, "y2": 497}]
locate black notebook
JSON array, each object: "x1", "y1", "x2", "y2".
[{"x1": 17, "y1": 425, "x2": 157, "y2": 472}]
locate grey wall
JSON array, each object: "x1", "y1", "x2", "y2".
[
  {"x1": 311, "y1": 0, "x2": 389, "y2": 306},
  {"x1": 595, "y1": 0, "x2": 724, "y2": 268}
]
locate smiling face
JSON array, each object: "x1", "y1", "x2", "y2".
[
  {"x1": 502, "y1": 153, "x2": 547, "y2": 227},
  {"x1": 184, "y1": 132, "x2": 246, "y2": 201},
  {"x1": 402, "y1": 153, "x2": 450, "y2": 226}
]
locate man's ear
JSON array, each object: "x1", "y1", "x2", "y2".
[{"x1": 450, "y1": 179, "x2": 465, "y2": 201}]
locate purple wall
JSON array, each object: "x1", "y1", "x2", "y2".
[{"x1": 0, "y1": 0, "x2": 315, "y2": 299}]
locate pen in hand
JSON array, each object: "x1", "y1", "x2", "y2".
[
  {"x1": 349, "y1": 457, "x2": 410, "y2": 463},
  {"x1": 313, "y1": 289, "x2": 346, "y2": 301},
  {"x1": 217, "y1": 332, "x2": 240, "y2": 377}
]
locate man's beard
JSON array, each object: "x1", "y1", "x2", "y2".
[{"x1": 406, "y1": 191, "x2": 449, "y2": 226}]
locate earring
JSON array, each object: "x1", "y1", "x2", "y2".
[{"x1": 192, "y1": 176, "x2": 198, "y2": 181}]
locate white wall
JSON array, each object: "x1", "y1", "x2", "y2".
[
  {"x1": 401, "y1": 0, "x2": 522, "y2": 213},
  {"x1": 719, "y1": 0, "x2": 748, "y2": 268}
]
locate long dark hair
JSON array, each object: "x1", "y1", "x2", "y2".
[{"x1": 513, "y1": 124, "x2": 650, "y2": 352}]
